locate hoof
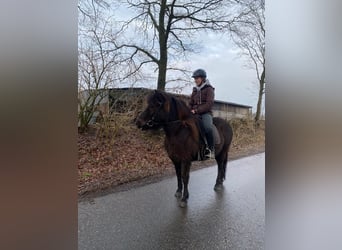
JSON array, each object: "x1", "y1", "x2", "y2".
[
  {"x1": 174, "y1": 191, "x2": 182, "y2": 198},
  {"x1": 179, "y1": 200, "x2": 187, "y2": 208},
  {"x1": 214, "y1": 183, "x2": 223, "y2": 191}
]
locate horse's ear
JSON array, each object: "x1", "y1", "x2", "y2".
[
  {"x1": 154, "y1": 90, "x2": 165, "y2": 104},
  {"x1": 153, "y1": 89, "x2": 161, "y2": 98}
]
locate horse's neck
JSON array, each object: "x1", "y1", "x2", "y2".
[
  {"x1": 163, "y1": 122, "x2": 180, "y2": 137},
  {"x1": 163, "y1": 116, "x2": 199, "y2": 142},
  {"x1": 162, "y1": 96, "x2": 198, "y2": 138},
  {"x1": 170, "y1": 97, "x2": 191, "y2": 121}
]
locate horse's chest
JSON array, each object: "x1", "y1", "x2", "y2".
[
  {"x1": 165, "y1": 138, "x2": 180, "y2": 150},
  {"x1": 164, "y1": 136, "x2": 197, "y2": 162},
  {"x1": 165, "y1": 137, "x2": 185, "y2": 153}
]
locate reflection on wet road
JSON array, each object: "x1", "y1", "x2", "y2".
[{"x1": 79, "y1": 153, "x2": 265, "y2": 249}]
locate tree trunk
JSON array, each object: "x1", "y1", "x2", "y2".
[
  {"x1": 157, "y1": 0, "x2": 167, "y2": 90},
  {"x1": 157, "y1": 55, "x2": 167, "y2": 90},
  {"x1": 255, "y1": 67, "x2": 265, "y2": 122}
]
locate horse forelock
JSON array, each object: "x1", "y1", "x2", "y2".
[
  {"x1": 148, "y1": 90, "x2": 167, "y2": 104},
  {"x1": 155, "y1": 91, "x2": 171, "y2": 111}
]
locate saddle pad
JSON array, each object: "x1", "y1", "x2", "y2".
[{"x1": 213, "y1": 125, "x2": 221, "y2": 145}]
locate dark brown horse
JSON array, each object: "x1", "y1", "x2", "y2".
[{"x1": 135, "y1": 90, "x2": 233, "y2": 207}]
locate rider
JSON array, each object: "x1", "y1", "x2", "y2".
[{"x1": 189, "y1": 69, "x2": 215, "y2": 159}]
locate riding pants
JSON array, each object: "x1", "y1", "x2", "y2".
[{"x1": 201, "y1": 113, "x2": 214, "y2": 150}]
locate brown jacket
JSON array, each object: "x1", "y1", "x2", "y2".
[{"x1": 189, "y1": 80, "x2": 215, "y2": 115}]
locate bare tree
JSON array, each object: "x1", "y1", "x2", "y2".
[
  {"x1": 78, "y1": 0, "x2": 119, "y2": 132},
  {"x1": 230, "y1": 0, "x2": 265, "y2": 122},
  {"x1": 112, "y1": 0, "x2": 241, "y2": 90}
]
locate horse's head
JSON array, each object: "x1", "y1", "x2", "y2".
[{"x1": 135, "y1": 90, "x2": 170, "y2": 130}]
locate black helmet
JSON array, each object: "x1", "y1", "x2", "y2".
[{"x1": 192, "y1": 69, "x2": 207, "y2": 78}]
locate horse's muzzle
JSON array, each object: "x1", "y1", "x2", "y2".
[{"x1": 135, "y1": 117, "x2": 147, "y2": 130}]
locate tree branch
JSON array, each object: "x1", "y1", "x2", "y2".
[{"x1": 113, "y1": 43, "x2": 159, "y2": 63}]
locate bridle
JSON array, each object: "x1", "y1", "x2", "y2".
[
  {"x1": 146, "y1": 102, "x2": 164, "y2": 127},
  {"x1": 145, "y1": 97, "x2": 181, "y2": 127}
]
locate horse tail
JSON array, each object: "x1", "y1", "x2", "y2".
[{"x1": 213, "y1": 117, "x2": 233, "y2": 180}]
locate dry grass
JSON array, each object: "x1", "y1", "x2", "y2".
[
  {"x1": 78, "y1": 115, "x2": 265, "y2": 196},
  {"x1": 229, "y1": 118, "x2": 265, "y2": 158},
  {"x1": 230, "y1": 118, "x2": 264, "y2": 146}
]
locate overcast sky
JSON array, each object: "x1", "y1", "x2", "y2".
[
  {"x1": 139, "y1": 31, "x2": 263, "y2": 112},
  {"x1": 125, "y1": 32, "x2": 264, "y2": 112},
  {"x1": 172, "y1": 32, "x2": 261, "y2": 111},
  {"x1": 102, "y1": 2, "x2": 264, "y2": 113}
]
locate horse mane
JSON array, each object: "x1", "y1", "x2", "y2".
[
  {"x1": 152, "y1": 90, "x2": 199, "y2": 141},
  {"x1": 150, "y1": 90, "x2": 191, "y2": 118}
]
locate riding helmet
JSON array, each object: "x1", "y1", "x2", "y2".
[{"x1": 192, "y1": 69, "x2": 207, "y2": 78}]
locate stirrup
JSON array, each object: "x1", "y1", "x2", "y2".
[{"x1": 204, "y1": 148, "x2": 215, "y2": 159}]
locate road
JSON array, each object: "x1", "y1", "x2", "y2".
[{"x1": 78, "y1": 153, "x2": 265, "y2": 250}]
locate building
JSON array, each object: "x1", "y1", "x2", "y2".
[
  {"x1": 79, "y1": 88, "x2": 252, "y2": 124},
  {"x1": 212, "y1": 100, "x2": 252, "y2": 120},
  {"x1": 169, "y1": 91, "x2": 252, "y2": 120}
]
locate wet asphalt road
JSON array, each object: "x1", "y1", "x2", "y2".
[{"x1": 78, "y1": 153, "x2": 265, "y2": 250}]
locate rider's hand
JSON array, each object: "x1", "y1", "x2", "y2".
[{"x1": 191, "y1": 109, "x2": 196, "y2": 114}]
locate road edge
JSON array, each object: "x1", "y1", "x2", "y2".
[{"x1": 78, "y1": 149, "x2": 265, "y2": 203}]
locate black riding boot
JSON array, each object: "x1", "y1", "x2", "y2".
[{"x1": 205, "y1": 131, "x2": 215, "y2": 159}]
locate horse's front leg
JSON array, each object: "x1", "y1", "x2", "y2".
[
  {"x1": 173, "y1": 161, "x2": 182, "y2": 198},
  {"x1": 179, "y1": 161, "x2": 191, "y2": 207}
]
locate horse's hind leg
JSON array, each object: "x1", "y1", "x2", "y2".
[
  {"x1": 173, "y1": 161, "x2": 182, "y2": 198},
  {"x1": 214, "y1": 150, "x2": 228, "y2": 191},
  {"x1": 179, "y1": 161, "x2": 191, "y2": 207}
]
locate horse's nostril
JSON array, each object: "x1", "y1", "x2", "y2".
[{"x1": 135, "y1": 119, "x2": 142, "y2": 128}]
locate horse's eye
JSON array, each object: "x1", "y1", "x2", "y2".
[{"x1": 150, "y1": 103, "x2": 160, "y2": 110}]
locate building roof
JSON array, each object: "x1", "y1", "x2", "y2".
[
  {"x1": 213, "y1": 99, "x2": 252, "y2": 109},
  {"x1": 167, "y1": 90, "x2": 253, "y2": 109},
  {"x1": 96, "y1": 87, "x2": 252, "y2": 109}
]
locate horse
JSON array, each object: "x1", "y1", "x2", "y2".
[{"x1": 135, "y1": 90, "x2": 233, "y2": 207}]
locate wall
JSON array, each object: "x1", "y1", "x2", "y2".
[
  {"x1": 79, "y1": 88, "x2": 252, "y2": 125},
  {"x1": 212, "y1": 103, "x2": 251, "y2": 120}
]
